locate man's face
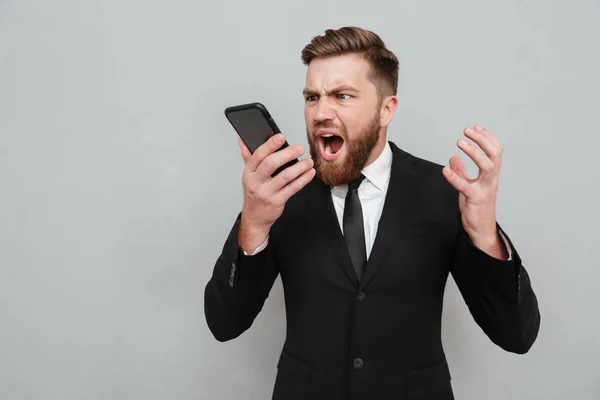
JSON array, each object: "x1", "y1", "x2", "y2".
[{"x1": 304, "y1": 54, "x2": 383, "y2": 187}]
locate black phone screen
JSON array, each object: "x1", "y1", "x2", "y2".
[{"x1": 226, "y1": 108, "x2": 278, "y2": 153}]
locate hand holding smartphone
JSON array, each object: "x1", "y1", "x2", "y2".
[{"x1": 224, "y1": 102, "x2": 316, "y2": 253}]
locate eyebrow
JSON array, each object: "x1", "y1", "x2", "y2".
[{"x1": 302, "y1": 85, "x2": 360, "y2": 96}]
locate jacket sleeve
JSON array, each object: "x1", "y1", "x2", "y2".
[
  {"x1": 204, "y1": 214, "x2": 279, "y2": 342},
  {"x1": 450, "y1": 222, "x2": 541, "y2": 354}
]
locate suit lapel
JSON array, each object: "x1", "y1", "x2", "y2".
[
  {"x1": 301, "y1": 177, "x2": 359, "y2": 287},
  {"x1": 358, "y1": 142, "x2": 420, "y2": 291}
]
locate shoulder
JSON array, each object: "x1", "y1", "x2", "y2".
[
  {"x1": 390, "y1": 142, "x2": 444, "y2": 174},
  {"x1": 389, "y1": 142, "x2": 459, "y2": 205}
]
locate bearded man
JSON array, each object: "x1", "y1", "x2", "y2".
[{"x1": 204, "y1": 26, "x2": 540, "y2": 400}]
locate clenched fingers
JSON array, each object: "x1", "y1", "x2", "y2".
[
  {"x1": 256, "y1": 144, "x2": 305, "y2": 179},
  {"x1": 272, "y1": 166, "x2": 316, "y2": 205},
  {"x1": 246, "y1": 133, "x2": 287, "y2": 172},
  {"x1": 266, "y1": 157, "x2": 315, "y2": 194}
]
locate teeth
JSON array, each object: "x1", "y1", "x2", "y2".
[{"x1": 322, "y1": 134, "x2": 333, "y2": 138}]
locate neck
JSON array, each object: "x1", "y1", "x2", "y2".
[{"x1": 364, "y1": 132, "x2": 388, "y2": 167}]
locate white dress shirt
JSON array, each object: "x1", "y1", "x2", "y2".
[
  {"x1": 245, "y1": 142, "x2": 511, "y2": 260},
  {"x1": 330, "y1": 141, "x2": 393, "y2": 260}
]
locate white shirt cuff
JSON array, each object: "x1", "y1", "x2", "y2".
[
  {"x1": 245, "y1": 231, "x2": 509, "y2": 259},
  {"x1": 498, "y1": 229, "x2": 513, "y2": 261},
  {"x1": 242, "y1": 236, "x2": 270, "y2": 256}
]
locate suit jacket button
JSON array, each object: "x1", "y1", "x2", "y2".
[
  {"x1": 353, "y1": 358, "x2": 364, "y2": 369},
  {"x1": 356, "y1": 292, "x2": 366, "y2": 302}
]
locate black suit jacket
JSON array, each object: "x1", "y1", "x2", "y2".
[{"x1": 204, "y1": 142, "x2": 540, "y2": 400}]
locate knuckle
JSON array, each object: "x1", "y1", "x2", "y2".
[
  {"x1": 298, "y1": 171, "x2": 312, "y2": 187},
  {"x1": 489, "y1": 147, "x2": 501, "y2": 157},
  {"x1": 265, "y1": 154, "x2": 280, "y2": 171},
  {"x1": 244, "y1": 179, "x2": 263, "y2": 199},
  {"x1": 292, "y1": 176, "x2": 304, "y2": 188},
  {"x1": 286, "y1": 178, "x2": 300, "y2": 192},
  {"x1": 246, "y1": 187, "x2": 256, "y2": 198},
  {"x1": 270, "y1": 140, "x2": 284, "y2": 153},
  {"x1": 246, "y1": 182, "x2": 258, "y2": 197},
  {"x1": 283, "y1": 146, "x2": 294, "y2": 158},
  {"x1": 280, "y1": 147, "x2": 294, "y2": 161},
  {"x1": 245, "y1": 159, "x2": 256, "y2": 170},
  {"x1": 271, "y1": 134, "x2": 282, "y2": 145},
  {"x1": 483, "y1": 162, "x2": 495, "y2": 172},
  {"x1": 280, "y1": 171, "x2": 294, "y2": 183}
]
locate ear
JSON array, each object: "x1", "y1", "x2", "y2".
[{"x1": 379, "y1": 95, "x2": 398, "y2": 128}]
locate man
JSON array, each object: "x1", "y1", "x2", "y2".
[{"x1": 204, "y1": 26, "x2": 540, "y2": 400}]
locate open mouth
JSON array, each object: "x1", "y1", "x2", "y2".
[{"x1": 319, "y1": 132, "x2": 345, "y2": 161}]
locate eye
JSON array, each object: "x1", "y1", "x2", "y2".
[
  {"x1": 338, "y1": 94, "x2": 351, "y2": 100},
  {"x1": 305, "y1": 95, "x2": 319, "y2": 102}
]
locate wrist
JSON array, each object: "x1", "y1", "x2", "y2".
[
  {"x1": 238, "y1": 214, "x2": 270, "y2": 254},
  {"x1": 470, "y1": 232, "x2": 499, "y2": 248},
  {"x1": 239, "y1": 213, "x2": 271, "y2": 235},
  {"x1": 468, "y1": 230, "x2": 508, "y2": 260}
]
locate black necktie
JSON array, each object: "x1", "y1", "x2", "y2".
[{"x1": 343, "y1": 174, "x2": 366, "y2": 282}]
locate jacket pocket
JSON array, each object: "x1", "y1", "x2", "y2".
[
  {"x1": 406, "y1": 359, "x2": 452, "y2": 396},
  {"x1": 272, "y1": 349, "x2": 311, "y2": 400}
]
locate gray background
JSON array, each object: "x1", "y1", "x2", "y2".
[{"x1": 1, "y1": 0, "x2": 598, "y2": 399}]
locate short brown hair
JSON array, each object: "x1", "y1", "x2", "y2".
[{"x1": 301, "y1": 26, "x2": 399, "y2": 98}]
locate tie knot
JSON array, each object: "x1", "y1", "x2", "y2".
[{"x1": 348, "y1": 174, "x2": 365, "y2": 191}]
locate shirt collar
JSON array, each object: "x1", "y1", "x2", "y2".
[
  {"x1": 331, "y1": 141, "x2": 393, "y2": 193},
  {"x1": 361, "y1": 141, "x2": 392, "y2": 191}
]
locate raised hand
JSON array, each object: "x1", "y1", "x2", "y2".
[{"x1": 442, "y1": 125, "x2": 508, "y2": 259}]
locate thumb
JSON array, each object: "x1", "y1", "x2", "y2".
[{"x1": 449, "y1": 156, "x2": 470, "y2": 181}]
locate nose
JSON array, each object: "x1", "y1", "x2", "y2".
[{"x1": 313, "y1": 96, "x2": 335, "y2": 123}]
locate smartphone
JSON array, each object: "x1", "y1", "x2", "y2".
[{"x1": 224, "y1": 102, "x2": 298, "y2": 176}]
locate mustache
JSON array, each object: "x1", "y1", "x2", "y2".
[{"x1": 311, "y1": 122, "x2": 344, "y2": 136}]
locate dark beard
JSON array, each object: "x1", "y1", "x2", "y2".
[{"x1": 307, "y1": 113, "x2": 381, "y2": 187}]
